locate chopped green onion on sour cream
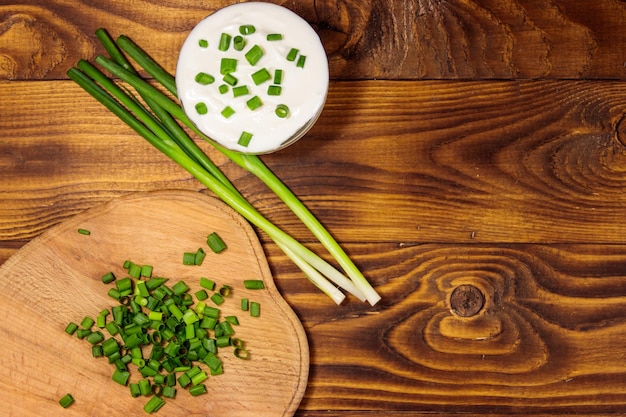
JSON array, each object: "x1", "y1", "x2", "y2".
[{"x1": 175, "y1": 2, "x2": 329, "y2": 154}]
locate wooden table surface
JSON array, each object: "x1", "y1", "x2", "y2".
[{"x1": 2, "y1": 0, "x2": 626, "y2": 415}]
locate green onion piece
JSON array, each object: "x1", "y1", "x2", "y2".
[
  {"x1": 238, "y1": 131, "x2": 253, "y2": 147},
  {"x1": 275, "y1": 104, "x2": 289, "y2": 118},
  {"x1": 81, "y1": 316, "x2": 94, "y2": 329},
  {"x1": 195, "y1": 289, "x2": 209, "y2": 301},
  {"x1": 65, "y1": 322, "x2": 78, "y2": 335},
  {"x1": 219, "y1": 285, "x2": 231, "y2": 297},
  {"x1": 206, "y1": 232, "x2": 227, "y2": 253},
  {"x1": 77, "y1": 228, "x2": 91, "y2": 235},
  {"x1": 138, "y1": 378, "x2": 151, "y2": 395},
  {"x1": 96, "y1": 314, "x2": 106, "y2": 328},
  {"x1": 246, "y1": 96, "x2": 263, "y2": 110},
  {"x1": 234, "y1": 347, "x2": 250, "y2": 359},
  {"x1": 223, "y1": 73, "x2": 238, "y2": 86},
  {"x1": 225, "y1": 315, "x2": 239, "y2": 325},
  {"x1": 195, "y1": 102, "x2": 208, "y2": 115},
  {"x1": 297, "y1": 54, "x2": 307, "y2": 68},
  {"x1": 195, "y1": 72, "x2": 215, "y2": 85},
  {"x1": 190, "y1": 371, "x2": 208, "y2": 386},
  {"x1": 200, "y1": 277, "x2": 216, "y2": 290},
  {"x1": 189, "y1": 384, "x2": 207, "y2": 396},
  {"x1": 162, "y1": 385, "x2": 176, "y2": 398},
  {"x1": 194, "y1": 247, "x2": 206, "y2": 265},
  {"x1": 218, "y1": 33, "x2": 231, "y2": 51},
  {"x1": 128, "y1": 262, "x2": 142, "y2": 278},
  {"x1": 112, "y1": 369, "x2": 131, "y2": 386},
  {"x1": 220, "y1": 57, "x2": 237, "y2": 75},
  {"x1": 204, "y1": 306, "x2": 220, "y2": 319},
  {"x1": 221, "y1": 106, "x2": 235, "y2": 119},
  {"x1": 76, "y1": 328, "x2": 91, "y2": 339},
  {"x1": 286, "y1": 48, "x2": 299, "y2": 61},
  {"x1": 92, "y1": 344, "x2": 104, "y2": 357},
  {"x1": 218, "y1": 84, "x2": 229, "y2": 94},
  {"x1": 59, "y1": 393, "x2": 74, "y2": 408},
  {"x1": 144, "y1": 395, "x2": 166, "y2": 413},
  {"x1": 210, "y1": 293, "x2": 224, "y2": 306},
  {"x1": 182, "y1": 252, "x2": 196, "y2": 265},
  {"x1": 136, "y1": 280, "x2": 149, "y2": 297},
  {"x1": 140, "y1": 265, "x2": 153, "y2": 277},
  {"x1": 274, "y1": 69, "x2": 283, "y2": 84},
  {"x1": 216, "y1": 336, "x2": 231, "y2": 347},
  {"x1": 172, "y1": 281, "x2": 189, "y2": 295},
  {"x1": 177, "y1": 373, "x2": 191, "y2": 388},
  {"x1": 250, "y1": 301, "x2": 261, "y2": 317},
  {"x1": 243, "y1": 280, "x2": 265, "y2": 290},
  {"x1": 233, "y1": 35, "x2": 246, "y2": 51},
  {"x1": 241, "y1": 298, "x2": 249, "y2": 311},
  {"x1": 232, "y1": 85, "x2": 249, "y2": 97},
  {"x1": 86, "y1": 330, "x2": 105, "y2": 345},
  {"x1": 239, "y1": 25, "x2": 256, "y2": 35},
  {"x1": 251, "y1": 68, "x2": 271, "y2": 85},
  {"x1": 130, "y1": 383, "x2": 141, "y2": 397},
  {"x1": 267, "y1": 85, "x2": 282, "y2": 96},
  {"x1": 198, "y1": 39, "x2": 208, "y2": 48},
  {"x1": 244, "y1": 44, "x2": 264, "y2": 65},
  {"x1": 267, "y1": 33, "x2": 283, "y2": 41},
  {"x1": 101, "y1": 271, "x2": 116, "y2": 284}
]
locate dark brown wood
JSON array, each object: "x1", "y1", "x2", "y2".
[
  {"x1": 3, "y1": 0, "x2": 626, "y2": 415},
  {"x1": 1, "y1": 0, "x2": 626, "y2": 80}
]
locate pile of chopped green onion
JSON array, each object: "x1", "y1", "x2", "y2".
[
  {"x1": 67, "y1": 28, "x2": 381, "y2": 306},
  {"x1": 65, "y1": 238, "x2": 262, "y2": 413}
]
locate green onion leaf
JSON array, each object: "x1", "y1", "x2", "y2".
[
  {"x1": 220, "y1": 57, "x2": 237, "y2": 75},
  {"x1": 297, "y1": 54, "x2": 307, "y2": 68},
  {"x1": 243, "y1": 280, "x2": 265, "y2": 290},
  {"x1": 206, "y1": 232, "x2": 227, "y2": 253},
  {"x1": 221, "y1": 106, "x2": 235, "y2": 118},
  {"x1": 251, "y1": 68, "x2": 271, "y2": 85},
  {"x1": 286, "y1": 48, "x2": 299, "y2": 61},
  {"x1": 238, "y1": 131, "x2": 253, "y2": 147},
  {"x1": 244, "y1": 45, "x2": 264, "y2": 65},
  {"x1": 266, "y1": 33, "x2": 283, "y2": 41},
  {"x1": 274, "y1": 69, "x2": 283, "y2": 84},
  {"x1": 233, "y1": 35, "x2": 246, "y2": 51},
  {"x1": 195, "y1": 72, "x2": 215, "y2": 85},
  {"x1": 246, "y1": 96, "x2": 263, "y2": 110},
  {"x1": 218, "y1": 33, "x2": 231, "y2": 51},
  {"x1": 222, "y1": 73, "x2": 238, "y2": 86},
  {"x1": 239, "y1": 25, "x2": 256, "y2": 35},
  {"x1": 275, "y1": 104, "x2": 289, "y2": 118},
  {"x1": 232, "y1": 85, "x2": 249, "y2": 97},
  {"x1": 267, "y1": 85, "x2": 282, "y2": 96},
  {"x1": 59, "y1": 393, "x2": 75, "y2": 408},
  {"x1": 195, "y1": 102, "x2": 208, "y2": 115}
]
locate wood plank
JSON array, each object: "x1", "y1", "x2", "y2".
[
  {"x1": 269, "y1": 242, "x2": 626, "y2": 414},
  {"x1": 1, "y1": 0, "x2": 626, "y2": 81},
  {"x1": 1, "y1": 80, "x2": 625, "y2": 246}
]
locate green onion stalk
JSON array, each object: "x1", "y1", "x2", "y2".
[{"x1": 68, "y1": 29, "x2": 381, "y2": 305}]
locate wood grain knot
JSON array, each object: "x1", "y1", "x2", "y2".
[
  {"x1": 450, "y1": 285, "x2": 484, "y2": 317},
  {"x1": 0, "y1": 6, "x2": 93, "y2": 79}
]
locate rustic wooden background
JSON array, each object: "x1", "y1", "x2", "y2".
[{"x1": 2, "y1": 0, "x2": 626, "y2": 415}]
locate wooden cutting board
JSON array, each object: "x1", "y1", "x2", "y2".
[{"x1": 0, "y1": 190, "x2": 308, "y2": 417}]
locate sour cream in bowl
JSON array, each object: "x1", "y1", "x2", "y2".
[{"x1": 176, "y1": 2, "x2": 329, "y2": 154}]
